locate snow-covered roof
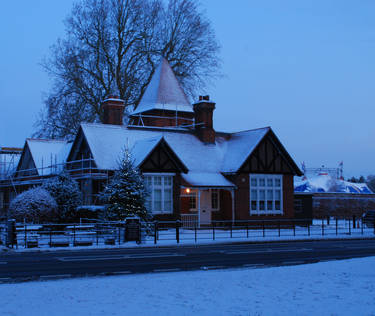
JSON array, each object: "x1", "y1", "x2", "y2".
[
  {"x1": 182, "y1": 172, "x2": 235, "y2": 188},
  {"x1": 131, "y1": 58, "x2": 193, "y2": 115},
  {"x1": 26, "y1": 139, "x2": 72, "y2": 176},
  {"x1": 295, "y1": 174, "x2": 373, "y2": 194},
  {"x1": 79, "y1": 124, "x2": 270, "y2": 184},
  {"x1": 221, "y1": 128, "x2": 270, "y2": 172}
]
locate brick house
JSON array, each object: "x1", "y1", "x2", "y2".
[{"x1": 1, "y1": 59, "x2": 302, "y2": 225}]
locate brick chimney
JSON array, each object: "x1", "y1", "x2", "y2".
[
  {"x1": 101, "y1": 96, "x2": 125, "y2": 125},
  {"x1": 193, "y1": 95, "x2": 216, "y2": 144}
]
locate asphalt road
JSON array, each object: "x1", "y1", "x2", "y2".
[{"x1": 0, "y1": 239, "x2": 374, "y2": 282}]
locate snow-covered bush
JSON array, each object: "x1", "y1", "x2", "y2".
[
  {"x1": 9, "y1": 187, "x2": 58, "y2": 223},
  {"x1": 42, "y1": 171, "x2": 81, "y2": 223},
  {"x1": 101, "y1": 149, "x2": 150, "y2": 222}
]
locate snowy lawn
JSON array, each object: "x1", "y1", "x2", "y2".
[{"x1": 1, "y1": 257, "x2": 375, "y2": 316}]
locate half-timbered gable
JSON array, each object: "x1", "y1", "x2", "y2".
[
  {"x1": 239, "y1": 129, "x2": 302, "y2": 175},
  {"x1": 138, "y1": 138, "x2": 188, "y2": 173}
]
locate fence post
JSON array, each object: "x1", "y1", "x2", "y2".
[
  {"x1": 348, "y1": 219, "x2": 351, "y2": 235},
  {"x1": 353, "y1": 215, "x2": 356, "y2": 229},
  {"x1": 230, "y1": 222, "x2": 233, "y2": 238},
  {"x1": 49, "y1": 226, "x2": 52, "y2": 247},
  {"x1": 194, "y1": 223, "x2": 197, "y2": 243},
  {"x1": 96, "y1": 228, "x2": 99, "y2": 246},
  {"x1": 154, "y1": 221, "x2": 158, "y2": 244},
  {"x1": 73, "y1": 224, "x2": 76, "y2": 246},
  {"x1": 321, "y1": 219, "x2": 324, "y2": 236},
  {"x1": 24, "y1": 224, "x2": 27, "y2": 248},
  {"x1": 262, "y1": 221, "x2": 265, "y2": 237},
  {"x1": 327, "y1": 216, "x2": 330, "y2": 226},
  {"x1": 308, "y1": 223, "x2": 310, "y2": 236},
  {"x1": 212, "y1": 222, "x2": 215, "y2": 241},
  {"x1": 246, "y1": 222, "x2": 249, "y2": 238},
  {"x1": 278, "y1": 221, "x2": 281, "y2": 237},
  {"x1": 336, "y1": 218, "x2": 338, "y2": 235},
  {"x1": 118, "y1": 224, "x2": 121, "y2": 245},
  {"x1": 176, "y1": 220, "x2": 180, "y2": 244},
  {"x1": 293, "y1": 221, "x2": 296, "y2": 237}
]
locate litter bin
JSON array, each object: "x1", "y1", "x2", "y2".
[
  {"x1": 6, "y1": 219, "x2": 16, "y2": 248},
  {"x1": 125, "y1": 217, "x2": 141, "y2": 243}
]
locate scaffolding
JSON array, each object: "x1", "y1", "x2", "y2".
[{"x1": 0, "y1": 147, "x2": 22, "y2": 180}]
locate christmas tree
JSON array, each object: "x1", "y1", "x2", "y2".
[{"x1": 101, "y1": 149, "x2": 150, "y2": 221}]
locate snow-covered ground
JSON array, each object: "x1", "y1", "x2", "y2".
[{"x1": 0, "y1": 257, "x2": 374, "y2": 316}]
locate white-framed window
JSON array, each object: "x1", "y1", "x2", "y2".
[
  {"x1": 211, "y1": 189, "x2": 220, "y2": 210},
  {"x1": 250, "y1": 174, "x2": 283, "y2": 215},
  {"x1": 144, "y1": 174, "x2": 174, "y2": 214}
]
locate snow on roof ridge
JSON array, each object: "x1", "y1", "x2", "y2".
[
  {"x1": 230, "y1": 126, "x2": 271, "y2": 135},
  {"x1": 26, "y1": 138, "x2": 68, "y2": 143}
]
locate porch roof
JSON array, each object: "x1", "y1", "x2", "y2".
[{"x1": 182, "y1": 172, "x2": 235, "y2": 188}]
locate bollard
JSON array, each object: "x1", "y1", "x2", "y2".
[
  {"x1": 353, "y1": 215, "x2": 356, "y2": 229},
  {"x1": 278, "y1": 221, "x2": 281, "y2": 237},
  {"x1": 246, "y1": 222, "x2": 249, "y2": 238},
  {"x1": 336, "y1": 218, "x2": 338, "y2": 235}
]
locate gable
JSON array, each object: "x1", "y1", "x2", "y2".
[
  {"x1": 139, "y1": 138, "x2": 188, "y2": 173},
  {"x1": 15, "y1": 143, "x2": 38, "y2": 177},
  {"x1": 67, "y1": 127, "x2": 97, "y2": 169},
  {"x1": 239, "y1": 130, "x2": 302, "y2": 175}
]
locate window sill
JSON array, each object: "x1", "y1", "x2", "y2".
[{"x1": 250, "y1": 211, "x2": 283, "y2": 216}]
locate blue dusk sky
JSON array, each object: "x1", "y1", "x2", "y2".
[{"x1": 0, "y1": 1, "x2": 374, "y2": 178}]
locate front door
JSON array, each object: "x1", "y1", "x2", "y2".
[{"x1": 200, "y1": 190, "x2": 212, "y2": 225}]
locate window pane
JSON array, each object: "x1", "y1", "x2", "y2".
[
  {"x1": 189, "y1": 194, "x2": 196, "y2": 209},
  {"x1": 259, "y1": 178, "x2": 265, "y2": 186},
  {"x1": 259, "y1": 201, "x2": 265, "y2": 210},
  {"x1": 275, "y1": 190, "x2": 281, "y2": 200},
  {"x1": 259, "y1": 190, "x2": 265, "y2": 200},
  {"x1": 275, "y1": 178, "x2": 281, "y2": 187},
  {"x1": 251, "y1": 178, "x2": 257, "y2": 187},
  {"x1": 251, "y1": 201, "x2": 257, "y2": 211},
  {"x1": 154, "y1": 176, "x2": 162, "y2": 186},
  {"x1": 267, "y1": 178, "x2": 273, "y2": 187},
  {"x1": 267, "y1": 201, "x2": 273, "y2": 210},
  {"x1": 164, "y1": 176, "x2": 172, "y2": 186},
  {"x1": 267, "y1": 190, "x2": 273, "y2": 200},
  {"x1": 154, "y1": 189, "x2": 162, "y2": 212},
  {"x1": 275, "y1": 201, "x2": 281, "y2": 210},
  {"x1": 251, "y1": 189, "x2": 257, "y2": 200}
]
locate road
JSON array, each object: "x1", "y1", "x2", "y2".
[{"x1": 0, "y1": 239, "x2": 374, "y2": 282}]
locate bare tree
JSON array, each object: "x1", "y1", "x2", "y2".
[{"x1": 34, "y1": 0, "x2": 220, "y2": 140}]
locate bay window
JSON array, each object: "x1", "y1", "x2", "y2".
[
  {"x1": 144, "y1": 174, "x2": 173, "y2": 214},
  {"x1": 250, "y1": 174, "x2": 283, "y2": 215}
]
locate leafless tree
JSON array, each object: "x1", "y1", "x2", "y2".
[{"x1": 34, "y1": 0, "x2": 220, "y2": 140}]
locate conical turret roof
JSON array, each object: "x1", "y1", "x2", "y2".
[{"x1": 131, "y1": 58, "x2": 193, "y2": 115}]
